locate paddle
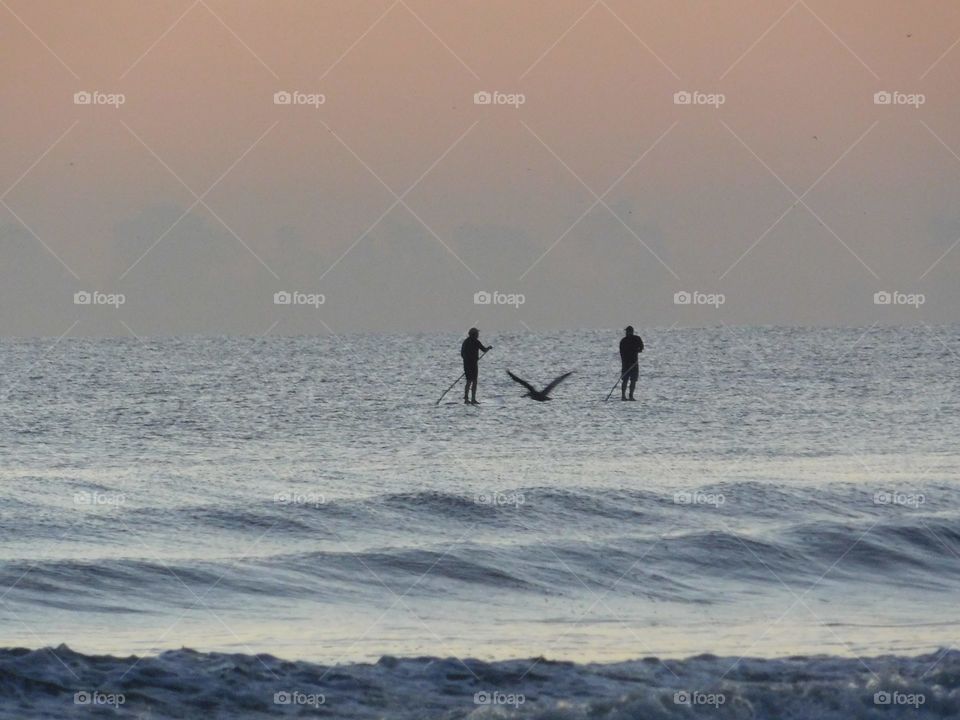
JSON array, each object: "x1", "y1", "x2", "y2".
[
  {"x1": 604, "y1": 361, "x2": 638, "y2": 401},
  {"x1": 435, "y1": 349, "x2": 490, "y2": 405}
]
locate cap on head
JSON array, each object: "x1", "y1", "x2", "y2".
[
  {"x1": 468, "y1": 327, "x2": 479, "y2": 337},
  {"x1": 625, "y1": 325, "x2": 634, "y2": 335}
]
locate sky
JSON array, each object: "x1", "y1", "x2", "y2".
[{"x1": 2, "y1": 0, "x2": 960, "y2": 336}]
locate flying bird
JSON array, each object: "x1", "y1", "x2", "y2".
[{"x1": 506, "y1": 370, "x2": 573, "y2": 402}]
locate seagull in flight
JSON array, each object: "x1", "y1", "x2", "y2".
[{"x1": 506, "y1": 370, "x2": 574, "y2": 402}]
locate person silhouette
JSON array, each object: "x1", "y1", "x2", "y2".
[
  {"x1": 619, "y1": 326, "x2": 644, "y2": 401},
  {"x1": 461, "y1": 328, "x2": 491, "y2": 405}
]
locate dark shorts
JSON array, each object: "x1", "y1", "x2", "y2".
[
  {"x1": 622, "y1": 364, "x2": 639, "y2": 382},
  {"x1": 464, "y1": 362, "x2": 479, "y2": 382}
]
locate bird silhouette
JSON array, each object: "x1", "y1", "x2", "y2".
[{"x1": 506, "y1": 370, "x2": 573, "y2": 401}]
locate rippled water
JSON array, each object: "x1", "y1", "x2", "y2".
[{"x1": 1, "y1": 326, "x2": 958, "y2": 668}]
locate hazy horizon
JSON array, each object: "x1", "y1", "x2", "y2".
[
  {"x1": 3, "y1": 0, "x2": 960, "y2": 336},
  {"x1": 4, "y1": 320, "x2": 960, "y2": 342}
]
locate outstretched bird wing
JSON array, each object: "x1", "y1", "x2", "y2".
[
  {"x1": 543, "y1": 371, "x2": 574, "y2": 396},
  {"x1": 506, "y1": 370, "x2": 537, "y2": 395}
]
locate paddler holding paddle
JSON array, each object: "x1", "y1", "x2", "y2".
[
  {"x1": 618, "y1": 326, "x2": 644, "y2": 401},
  {"x1": 460, "y1": 327, "x2": 492, "y2": 405}
]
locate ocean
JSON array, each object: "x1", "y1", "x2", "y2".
[{"x1": 1, "y1": 326, "x2": 958, "y2": 718}]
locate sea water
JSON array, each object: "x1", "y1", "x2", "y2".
[{"x1": 1, "y1": 326, "x2": 958, "y2": 717}]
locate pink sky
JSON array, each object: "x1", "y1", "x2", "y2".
[{"x1": 2, "y1": 0, "x2": 960, "y2": 334}]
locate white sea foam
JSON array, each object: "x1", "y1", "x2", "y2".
[{"x1": 1, "y1": 645, "x2": 956, "y2": 719}]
